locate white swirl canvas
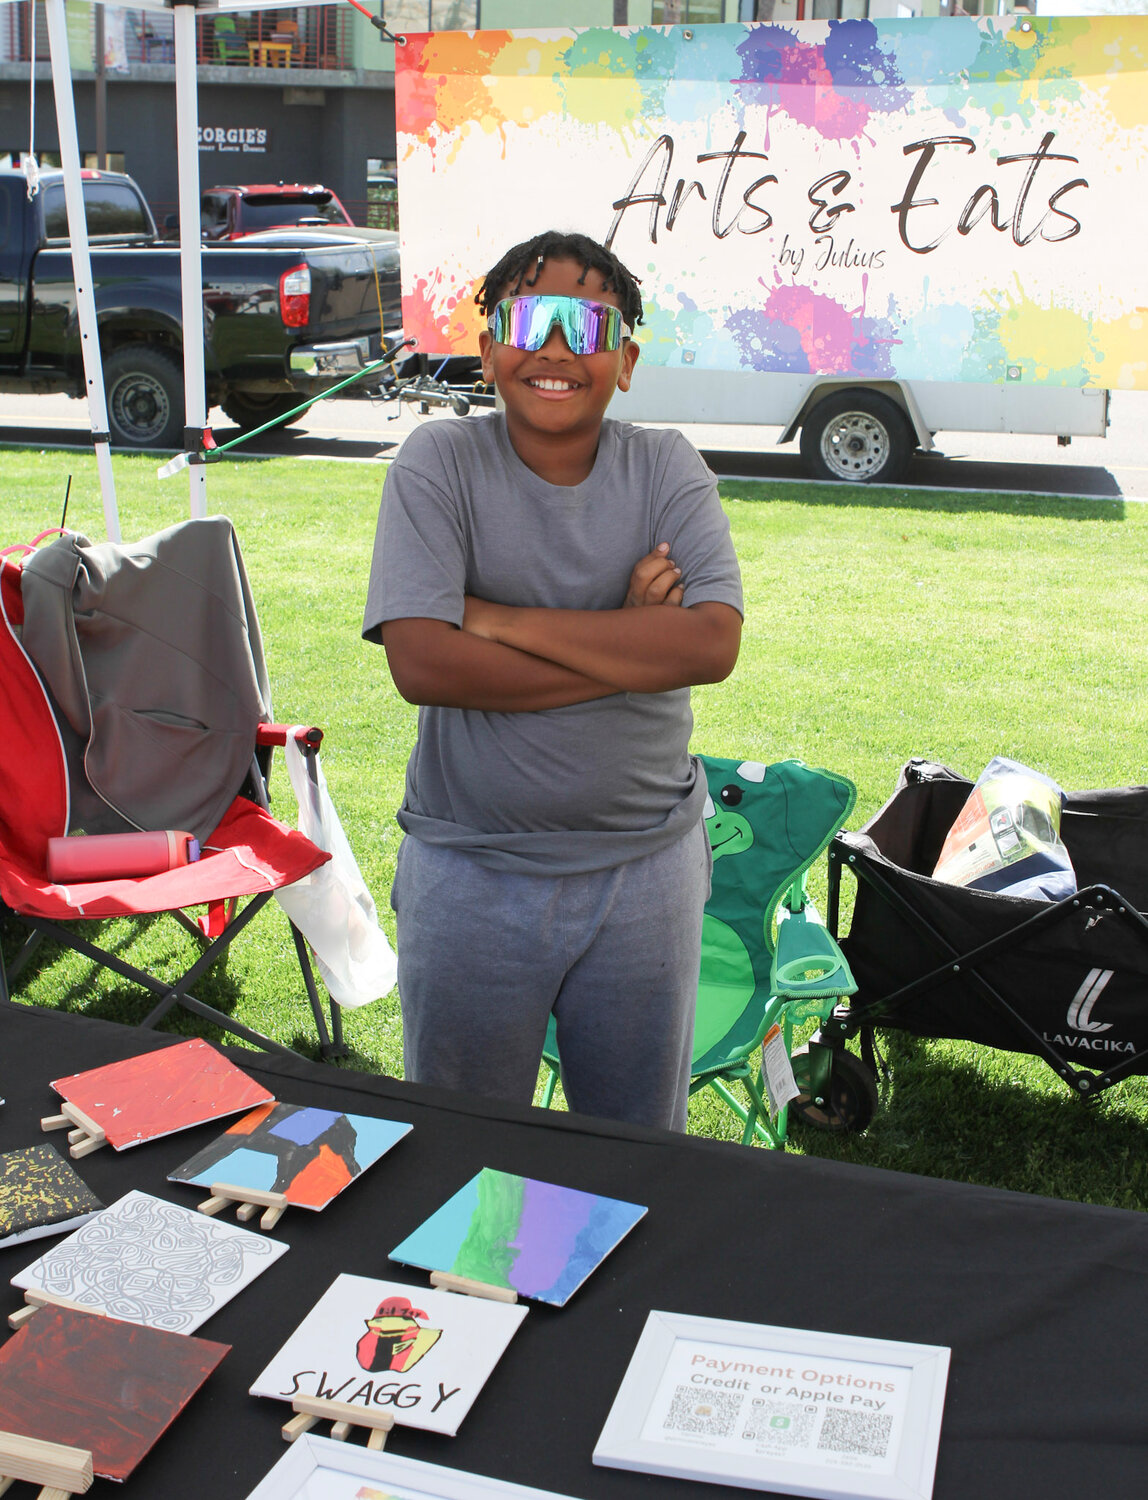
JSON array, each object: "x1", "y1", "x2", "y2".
[{"x1": 11, "y1": 1190, "x2": 287, "y2": 1333}]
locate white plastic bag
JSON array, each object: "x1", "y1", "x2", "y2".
[{"x1": 274, "y1": 731, "x2": 397, "y2": 1008}]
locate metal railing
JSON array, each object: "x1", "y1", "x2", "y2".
[
  {"x1": 197, "y1": 9, "x2": 353, "y2": 71},
  {"x1": 0, "y1": 6, "x2": 353, "y2": 70}
]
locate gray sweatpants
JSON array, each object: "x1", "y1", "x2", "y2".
[{"x1": 390, "y1": 819, "x2": 711, "y2": 1132}]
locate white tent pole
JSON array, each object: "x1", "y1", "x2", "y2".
[
  {"x1": 172, "y1": 0, "x2": 208, "y2": 518},
  {"x1": 43, "y1": 0, "x2": 121, "y2": 542}
]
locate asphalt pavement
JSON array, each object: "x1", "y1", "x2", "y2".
[{"x1": 2, "y1": 389, "x2": 1145, "y2": 501}]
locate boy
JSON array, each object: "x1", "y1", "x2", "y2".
[{"x1": 363, "y1": 230, "x2": 742, "y2": 1131}]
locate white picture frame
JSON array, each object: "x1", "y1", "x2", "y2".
[
  {"x1": 244, "y1": 1433, "x2": 581, "y2": 1500},
  {"x1": 593, "y1": 1311, "x2": 950, "y2": 1500}
]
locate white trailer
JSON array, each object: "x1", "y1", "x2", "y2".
[{"x1": 611, "y1": 370, "x2": 1109, "y2": 483}]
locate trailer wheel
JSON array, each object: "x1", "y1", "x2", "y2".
[
  {"x1": 105, "y1": 346, "x2": 184, "y2": 450},
  {"x1": 220, "y1": 391, "x2": 307, "y2": 432},
  {"x1": 800, "y1": 390, "x2": 913, "y2": 484},
  {"x1": 788, "y1": 1045, "x2": 879, "y2": 1133}
]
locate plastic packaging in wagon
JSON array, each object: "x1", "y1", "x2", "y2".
[{"x1": 932, "y1": 757, "x2": 1077, "y2": 901}]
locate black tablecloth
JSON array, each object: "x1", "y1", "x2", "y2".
[{"x1": 1, "y1": 1002, "x2": 1145, "y2": 1499}]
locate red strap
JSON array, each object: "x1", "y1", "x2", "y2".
[
  {"x1": 0, "y1": 560, "x2": 25, "y2": 627},
  {"x1": 197, "y1": 897, "x2": 237, "y2": 940}
]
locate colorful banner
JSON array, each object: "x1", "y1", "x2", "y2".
[{"x1": 396, "y1": 18, "x2": 1148, "y2": 388}]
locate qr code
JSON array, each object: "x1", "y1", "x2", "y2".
[
  {"x1": 742, "y1": 1400, "x2": 817, "y2": 1446},
  {"x1": 663, "y1": 1385, "x2": 744, "y2": 1437},
  {"x1": 817, "y1": 1406, "x2": 894, "y2": 1458}
]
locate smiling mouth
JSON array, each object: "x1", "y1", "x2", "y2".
[{"x1": 526, "y1": 377, "x2": 581, "y2": 393}]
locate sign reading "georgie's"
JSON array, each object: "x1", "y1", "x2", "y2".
[{"x1": 198, "y1": 127, "x2": 270, "y2": 153}]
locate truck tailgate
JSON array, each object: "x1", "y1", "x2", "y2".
[{"x1": 304, "y1": 239, "x2": 401, "y2": 336}]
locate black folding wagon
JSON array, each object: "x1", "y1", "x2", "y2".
[{"x1": 811, "y1": 759, "x2": 1148, "y2": 1126}]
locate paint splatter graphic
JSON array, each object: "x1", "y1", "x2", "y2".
[{"x1": 397, "y1": 17, "x2": 1148, "y2": 389}]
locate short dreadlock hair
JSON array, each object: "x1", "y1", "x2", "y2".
[{"x1": 475, "y1": 231, "x2": 644, "y2": 332}]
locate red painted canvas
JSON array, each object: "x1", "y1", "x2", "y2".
[
  {"x1": 51, "y1": 1038, "x2": 274, "y2": 1149},
  {"x1": 0, "y1": 1304, "x2": 228, "y2": 1480}
]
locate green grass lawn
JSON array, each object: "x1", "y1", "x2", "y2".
[{"x1": 4, "y1": 447, "x2": 1146, "y2": 1211}]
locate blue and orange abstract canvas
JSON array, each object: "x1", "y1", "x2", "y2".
[
  {"x1": 168, "y1": 1104, "x2": 412, "y2": 1211},
  {"x1": 389, "y1": 1169, "x2": 646, "y2": 1307}
]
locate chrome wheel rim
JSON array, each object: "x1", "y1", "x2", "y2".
[{"x1": 819, "y1": 410, "x2": 891, "y2": 480}]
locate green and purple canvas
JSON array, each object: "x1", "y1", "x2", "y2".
[{"x1": 389, "y1": 1169, "x2": 646, "y2": 1307}]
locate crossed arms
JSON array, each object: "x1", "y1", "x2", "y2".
[{"x1": 381, "y1": 546, "x2": 742, "y2": 712}]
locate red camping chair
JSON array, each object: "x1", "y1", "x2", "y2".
[{"x1": 0, "y1": 551, "x2": 345, "y2": 1059}]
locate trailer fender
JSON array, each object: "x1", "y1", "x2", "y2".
[{"x1": 780, "y1": 378, "x2": 934, "y2": 452}]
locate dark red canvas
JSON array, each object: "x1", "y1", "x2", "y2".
[{"x1": 0, "y1": 1304, "x2": 229, "y2": 1480}]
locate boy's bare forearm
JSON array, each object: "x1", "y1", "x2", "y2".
[
  {"x1": 381, "y1": 617, "x2": 618, "y2": 711},
  {"x1": 463, "y1": 598, "x2": 742, "y2": 693}
]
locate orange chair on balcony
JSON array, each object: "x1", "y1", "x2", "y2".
[{"x1": 265, "y1": 18, "x2": 300, "y2": 66}]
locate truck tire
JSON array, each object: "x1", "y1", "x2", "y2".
[
  {"x1": 799, "y1": 389, "x2": 913, "y2": 484},
  {"x1": 105, "y1": 345, "x2": 184, "y2": 450},
  {"x1": 219, "y1": 391, "x2": 307, "y2": 432}
]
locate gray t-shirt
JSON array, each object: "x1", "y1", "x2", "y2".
[{"x1": 363, "y1": 412, "x2": 743, "y2": 874}]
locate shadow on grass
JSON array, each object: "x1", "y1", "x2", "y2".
[
  {"x1": 720, "y1": 479, "x2": 1126, "y2": 522},
  {"x1": 787, "y1": 1031, "x2": 1148, "y2": 1210},
  {"x1": 1, "y1": 912, "x2": 327, "y2": 1062}
]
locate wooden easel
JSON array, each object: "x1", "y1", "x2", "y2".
[
  {"x1": 38, "y1": 1105, "x2": 105, "y2": 1160},
  {"x1": 0, "y1": 1430, "x2": 93, "y2": 1498},
  {"x1": 7, "y1": 1291, "x2": 98, "y2": 1334},
  {"x1": 429, "y1": 1271, "x2": 518, "y2": 1304},
  {"x1": 195, "y1": 1182, "x2": 288, "y2": 1231},
  {"x1": 281, "y1": 1397, "x2": 394, "y2": 1452}
]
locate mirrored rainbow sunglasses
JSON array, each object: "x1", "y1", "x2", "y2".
[{"x1": 487, "y1": 295, "x2": 633, "y2": 355}]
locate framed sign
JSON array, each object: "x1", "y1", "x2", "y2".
[
  {"x1": 593, "y1": 1311, "x2": 950, "y2": 1500},
  {"x1": 244, "y1": 1434, "x2": 581, "y2": 1500}
]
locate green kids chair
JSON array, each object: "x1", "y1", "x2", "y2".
[
  {"x1": 213, "y1": 15, "x2": 250, "y2": 64},
  {"x1": 541, "y1": 756, "x2": 865, "y2": 1147}
]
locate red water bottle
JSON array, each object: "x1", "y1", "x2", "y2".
[{"x1": 46, "y1": 831, "x2": 201, "y2": 883}]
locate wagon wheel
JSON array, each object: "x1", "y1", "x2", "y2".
[{"x1": 789, "y1": 1045, "x2": 879, "y2": 1133}]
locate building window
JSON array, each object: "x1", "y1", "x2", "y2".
[
  {"x1": 385, "y1": 1, "x2": 479, "y2": 29},
  {"x1": 812, "y1": 0, "x2": 869, "y2": 15},
  {"x1": 652, "y1": 3, "x2": 725, "y2": 22},
  {"x1": 3, "y1": 150, "x2": 126, "y2": 174}
]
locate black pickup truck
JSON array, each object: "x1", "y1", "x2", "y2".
[{"x1": 0, "y1": 167, "x2": 401, "y2": 448}]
